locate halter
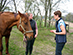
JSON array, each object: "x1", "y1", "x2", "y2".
[{"x1": 18, "y1": 17, "x2": 33, "y2": 35}]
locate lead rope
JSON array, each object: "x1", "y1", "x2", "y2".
[{"x1": 23, "y1": 37, "x2": 26, "y2": 48}]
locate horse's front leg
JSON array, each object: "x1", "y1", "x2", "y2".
[
  {"x1": 0, "y1": 34, "x2": 3, "y2": 55},
  {"x1": 5, "y1": 35, "x2": 10, "y2": 55}
]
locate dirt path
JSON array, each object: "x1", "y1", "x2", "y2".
[
  {"x1": 69, "y1": 29, "x2": 73, "y2": 33},
  {"x1": 65, "y1": 21, "x2": 73, "y2": 33},
  {"x1": 65, "y1": 21, "x2": 73, "y2": 28}
]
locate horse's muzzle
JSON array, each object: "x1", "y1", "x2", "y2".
[{"x1": 26, "y1": 36, "x2": 33, "y2": 40}]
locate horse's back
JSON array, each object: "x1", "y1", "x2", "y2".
[
  {"x1": 0, "y1": 12, "x2": 16, "y2": 17},
  {"x1": 0, "y1": 12, "x2": 15, "y2": 34}
]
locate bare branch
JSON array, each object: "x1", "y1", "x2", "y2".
[
  {"x1": 1, "y1": 0, "x2": 3, "y2": 6},
  {"x1": 5, "y1": 0, "x2": 12, "y2": 6},
  {"x1": 40, "y1": 0, "x2": 45, "y2": 5},
  {"x1": 52, "y1": 0, "x2": 61, "y2": 7},
  {"x1": 17, "y1": 0, "x2": 22, "y2": 6},
  {"x1": 2, "y1": 0, "x2": 7, "y2": 8},
  {"x1": 13, "y1": 0, "x2": 17, "y2": 13}
]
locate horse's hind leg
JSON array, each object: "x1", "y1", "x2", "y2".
[
  {"x1": 5, "y1": 35, "x2": 10, "y2": 55},
  {"x1": 0, "y1": 34, "x2": 3, "y2": 55}
]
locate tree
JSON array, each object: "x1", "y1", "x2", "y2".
[
  {"x1": 0, "y1": 0, "x2": 11, "y2": 11},
  {"x1": 39, "y1": 0, "x2": 61, "y2": 27},
  {"x1": 66, "y1": 13, "x2": 73, "y2": 22},
  {"x1": 48, "y1": 0, "x2": 61, "y2": 27},
  {"x1": 34, "y1": 3, "x2": 43, "y2": 27},
  {"x1": 48, "y1": 0, "x2": 52, "y2": 27},
  {"x1": 23, "y1": 0, "x2": 35, "y2": 12},
  {"x1": 13, "y1": 0, "x2": 17, "y2": 13},
  {"x1": 40, "y1": 0, "x2": 49, "y2": 27},
  {"x1": 20, "y1": 0, "x2": 70, "y2": 28}
]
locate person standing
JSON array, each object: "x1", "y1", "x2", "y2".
[
  {"x1": 50, "y1": 10, "x2": 67, "y2": 55},
  {"x1": 24, "y1": 13, "x2": 38, "y2": 55}
]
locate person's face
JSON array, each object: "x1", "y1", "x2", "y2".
[
  {"x1": 29, "y1": 14, "x2": 33, "y2": 20},
  {"x1": 54, "y1": 14, "x2": 58, "y2": 20}
]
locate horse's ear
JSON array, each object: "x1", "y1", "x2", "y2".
[
  {"x1": 18, "y1": 11, "x2": 23, "y2": 17},
  {"x1": 18, "y1": 11, "x2": 21, "y2": 14}
]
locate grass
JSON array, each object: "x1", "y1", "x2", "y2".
[
  {"x1": 2, "y1": 26, "x2": 73, "y2": 55},
  {"x1": 70, "y1": 27, "x2": 73, "y2": 29}
]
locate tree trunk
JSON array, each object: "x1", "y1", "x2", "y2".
[
  {"x1": 44, "y1": 0, "x2": 48, "y2": 27},
  {"x1": 40, "y1": 15, "x2": 43, "y2": 27},
  {"x1": 13, "y1": 0, "x2": 17, "y2": 13},
  {"x1": 44, "y1": 10, "x2": 47, "y2": 27},
  {"x1": 48, "y1": 0, "x2": 52, "y2": 27},
  {"x1": 48, "y1": 7, "x2": 51, "y2": 27}
]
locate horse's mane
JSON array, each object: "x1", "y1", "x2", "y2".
[
  {"x1": 0, "y1": 12, "x2": 18, "y2": 18},
  {"x1": 0, "y1": 12, "x2": 17, "y2": 15},
  {"x1": 0, "y1": 11, "x2": 28, "y2": 19},
  {"x1": 0, "y1": 12, "x2": 3, "y2": 15}
]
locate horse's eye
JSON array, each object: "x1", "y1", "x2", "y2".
[
  {"x1": 25, "y1": 28, "x2": 26, "y2": 30},
  {"x1": 25, "y1": 22, "x2": 27, "y2": 25}
]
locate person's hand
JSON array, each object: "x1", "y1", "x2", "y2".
[
  {"x1": 23, "y1": 36, "x2": 27, "y2": 42},
  {"x1": 34, "y1": 34, "x2": 37, "y2": 38},
  {"x1": 50, "y1": 30, "x2": 56, "y2": 34}
]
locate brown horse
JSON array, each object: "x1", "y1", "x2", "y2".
[{"x1": 0, "y1": 11, "x2": 33, "y2": 55}]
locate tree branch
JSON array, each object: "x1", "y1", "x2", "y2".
[
  {"x1": 2, "y1": 0, "x2": 7, "y2": 8},
  {"x1": 5, "y1": 0, "x2": 12, "y2": 7},
  {"x1": 52, "y1": 0, "x2": 61, "y2": 7}
]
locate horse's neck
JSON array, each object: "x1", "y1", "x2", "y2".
[
  {"x1": 1, "y1": 12, "x2": 19, "y2": 29},
  {"x1": 8, "y1": 15, "x2": 20, "y2": 28}
]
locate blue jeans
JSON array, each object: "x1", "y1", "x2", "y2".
[{"x1": 55, "y1": 43, "x2": 65, "y2": 55}]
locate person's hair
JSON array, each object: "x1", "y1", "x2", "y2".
[
  {"x1": 54, "y1": 10, "x2": 62, "y2": 17},
  {"x1": 25, "y1": 13, "x2": 30, "y2": 17},
  {"x1": 25, "y1": 13, "x2": 32, "y2": 17}
]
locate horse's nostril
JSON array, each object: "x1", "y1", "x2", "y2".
[
  {"x1": 27, "y1": 36, "x2": 29, "y2": 40},
  {"x1": 25, "y1": 36, "x2": 27, "y2": 38},
  {"x1": 30, "y1": 36, "x2": 32, "y2": 39},
  {"x1": 26, "y1": 36, "x2": 33, "y2": 40}
]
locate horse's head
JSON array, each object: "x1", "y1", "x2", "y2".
[{"x1": 17, "y1": 11, "x2": 33, "y2": 40}]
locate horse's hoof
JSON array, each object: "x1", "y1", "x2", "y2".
[
  {"x1": 7, "y1": 53, "x2": 10, "y2": 55},
  {"x1": 6, "y1": 51, "x2": 10, "y2": 55},
  {"x1": 6, "y1": 52, "x2": 10, "y2": 55},
  {"x1": 6, "y1": 51, "x2": 8, "y2": 54}
]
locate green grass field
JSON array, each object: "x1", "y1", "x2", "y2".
[{"x1": 2, "y1": 26, "x2": 73, "y2": 55}]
